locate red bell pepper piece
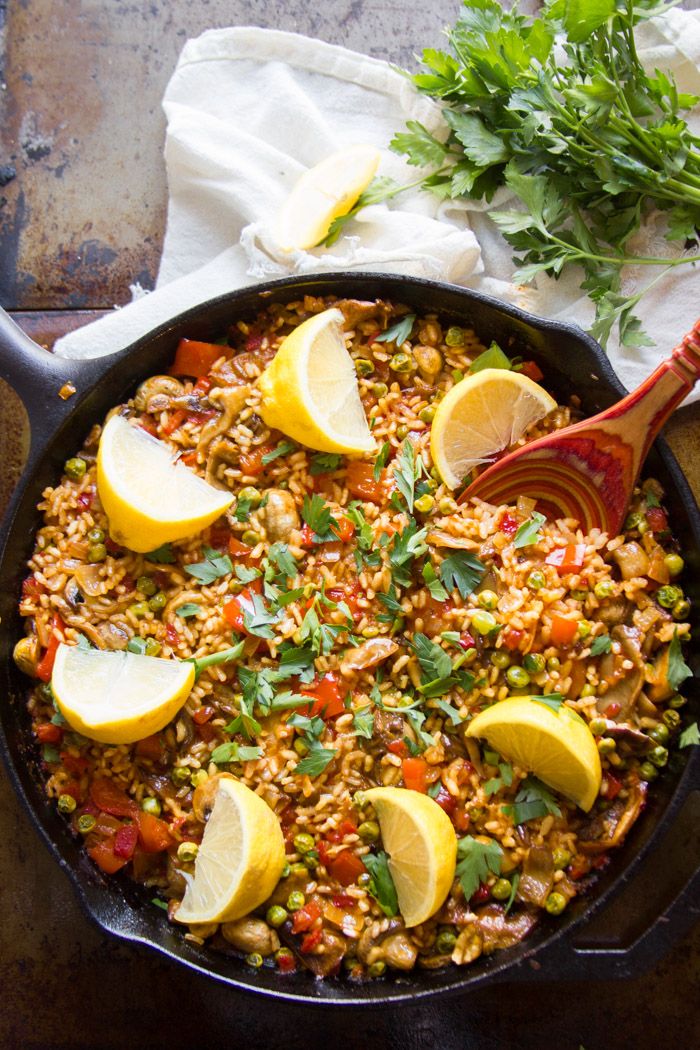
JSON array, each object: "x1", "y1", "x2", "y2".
[
  {"x1": 239, "y1": 445, "x2": 274, "y2": 476},
  {"x1": 328, "y1": 850, "x2": 366, "y2": 887},
  {"x1": 332, "y1": 516, "x2": 356, "y2": 544},
  {"x1": 499, "y1": 512, "x2": 519, "y2": 537},
  {"x1": 90, "y1": 777, "x2": 139, "y2": 818},
  {"x1": 61, "y1": 751, "x2": 89, "y2": 775},
  {"x1": 276, "y1": 951, "x2": 296, "y2": 973},
  {"x1": 35, "y1": 722, "x2": 63, "y2": 745},
  {"x1": 402, "y1": 756, "x2": 428, "y2": 793},
  {"x1": 646, "y1": 506, "x2": 668, "y2": 533},
  {"x1": 299, "y1": 672, "x2": 346, "y2": 719},
  {"x1": 193, "y1": 376, "x2": 212, "y2": 394},
  {"x1": 36, "y1": 614, "x2": 65, "y2": 682},
  {"x1": 387, "y1": 739, "x2": 408, "y2": 758},
  {"x1": 545, "y1": 543, "x2": 586, "y2": 573},
  {"x1": 326, "y1": 819, "x2": 357, "y2": 844},
  {"x1": 291, "y1": 899, "x2": 322, "y2": 933},
  {"x1": 222, "y1": 584, "x2": 261, "y2": 634},
  {"x1": 432, "y1": 785, "x2": 456, "y2": 815},
  {"x1": 300, "y1": 928, "x2": 323, "y2": 954},
  {"x1": 170, "y1": 338, "x2": 224, "y2": 378},
  {"x1": 87, "y1": 839, "x2": 129, "y2": 874},
  {"x1": 345, "y1": 461, "x2": 386, "y2": 503},
  {"x1": 113, "y1": 823, "x2": 139, "y2": 860},
  {"x1": 503, "y1": 627, "x2": 525, "y2": 651},
  {"x1": 519, "y1": 360, "x2": 544, "y2": 382},
  {"x1": 228, "y1": 536, "x2": 252, "y2": 557},
  {"x1": 136, "y1": 810, "x2": 173, "y2": 853},
  {"x1": 162, "y1": 408, "x2": 188, "y2": 436},
  {"x1": 332, "y1": 893, "x2": 355, "y2": 909},
  {"x1": 550, "y1": 614, "x2": 578, "y2": 647}
]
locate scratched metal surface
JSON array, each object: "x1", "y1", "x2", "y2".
[{"x1": 1, "y1": 2, "x2": 700, "y2": 1049}]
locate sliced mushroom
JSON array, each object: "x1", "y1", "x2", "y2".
[
  {"x1": 646, "y1": 645, "x2": 675, "y2": 704},
  {"x1": 612, "y1": 541, "x2": 649, "y2": 580},
  {"x1": 221, "y1": 917, "x2": 280, "y2": 956},
  {"x1": 598, "y1": 596, "x2": 633, "y2": 626},
  {"x1": 192, "y1": 772, "x2": 235, "y2": 822},
  {"x1": 133, "y1": 375, "x2": 184, "y2": 412},
  {"x1": 205, "y1": 437, "x2": 240, "y2": 488},
  {"x1": 517, "y1": 846, "x2": 554, "y2": 907},
  {"x1": 64, "y1": 577, "x2": 85, "y2": 609},
  {"x1": 259, "y1": 488, "x2": 300, "y2": 542},
  {"x1": 337, "y1": 298, "x2": 391, "y2": 329},
  {"x1": 413, "y1": 345, "x2": 443, "y2": 381},
  {"x1": 95, "y1": 621, "x2": 130, "y2": 651},
  {"x1": 13, "y1": 636, "x2": 39, "y2": 676},
  {"x1": 474, "y1": 904, "x2": 539, "y2": 952},
  {"x1": 450, "y1": 924, "x2": 483, "y2": 966},
  {"x1": 357, "y1": 917, "x2": 417, "y2": 971},
  {"x1": 601, "y1": 722, "x2": 652, "y2": 753},
  {"x1": 578, "y1": 776, "x2": 647, "y2": 854},
  {"x1": 198, "y1": 384, "x2": 251, "y2": 456},
  {"x1": 427, "y1": 529, "x2": 479, "y2": 551},
  {"x1": 74, "y1": 563, "x2": 110, "y2": 597},
  {"x1": 340, "y1": 638, "x2": 398, "y2": 675},
  {"x1": 597, "y1": 625, "x2": 645, "y2": 720}
]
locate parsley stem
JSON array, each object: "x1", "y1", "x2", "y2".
[{"x1": 189, "y1": 640, "x2": 244, "y2": 679}]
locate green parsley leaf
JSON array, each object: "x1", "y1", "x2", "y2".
[
  {"x1": 295, "y1": 741, "x2": 337, "y2": 777},
  {"x1": 223, "y1": 696, "x2": 262, "y2": 741},
  {"x1": 392, "y1": 440, "x2": 425, "y2": 514},
  {"x1": 151, "y1": 897, "x2": 169, "y2": 911},
  {"x1": 301, "y1": 493, "x2": 339, "y2": 542},
  {"x1": 456, "y1": 836, "x2": 503, "y2": 901},
  {"x1": 175, "y1": 602, "x2": 201, "y2": 619},
  {"x1": 262, "y1": 440, "x2": 297, "y2": 465},
  {"x1": 309, "y1": 452, "x2": 343, "y2": 475},
  {"x1": 353, "y1": 709, "x2": 375, "y2": 739},
  {"x1": 267, "y1": 542, "x2": 297, "y2": 579},
  {"x1": 234, "y1": 496, "x2": 252, "y2": 522},
  {"x1": 127, "y1": 637, "x2": 149, "y2": 655},
  {"x1": 374, "y1": 440, "x2": 391, "y2": 482},
  {"x1": 145, "y1": 543, "x2": 175, "y2": 564},
  {"x1": 679, "y1": 722, "x2": 700, "y2": 748},
  {"x1": 469, "y1": 342, "x2": 512, "y2": 372},
  {"x1": 278, "y1": 645, "x2": 316, "y2": 679},
  {"x1": 422, "y1": 561, "x2": 449, "y2": 601},
  {"x1": 505, "y1": 871, "x2": 520, "y2": 914},
  {"x1": 530, "y1": 693, "x2": 565, "y2": 712},
  {"x1": 242, "y1": 593, "x2": 282, "y2": 639},
  {"x1": 375, "y1": 313, "x2": 416, "y2": 346},
  {"x1": 42, "y1": 744, "x2": 60, "y2": 764},
  {"x1": 234, "y1": 564, "x2": 260, "y2": 585},
  {"x1": 513, "y1": 512, "x2": 547, "y2": 549},
  {"x1": 188, "y1": 640, "x2": 244, "y2": 680},
  {"x1": 438, "y1": 551, "x2": 486, "y2": 599},
  {"x1": 590, "y1": 635, "x2": 612, "y2": 656},
  {"x1": 389, "y1": 520, "x2": 428, "y2": 586},
  {"x1": 411, "y1": 632, "x2": 453, "y2": 682},
  {"x1": 211, "y1": 741, "x2": 263, "y2": 764},
  {"x1": 363, "y1": 851, "x2": 399, "y2": 917},
  {"x1": 503, "y1": 776, "x2": 562, "y2": 825},
  {"x1": 185, "y1": 545, "x2": 233, "y2": 585},
  {"x1": 432, "y1": 697, "x2": 464, "y2": 725},
  {"x1": 668, "y1": 630, "x2": 692, "y2": 691}
]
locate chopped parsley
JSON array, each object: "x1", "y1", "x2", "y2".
[
  {"x1": 422, "y1": 561, "x2": 448, "y2": 601},
  {"x1": 389, "y1": 520, "x2": 428, "y2": 586},
  {"x1": 242, "y1": 592, "x2": 283, "y2": 639},
  {"x1": 679, "y1": 722, "x2": 700, "y2": 748},
  {"x1": 363, "y1": 851, "x2": 399, "y2": 916},
  {"x1": 374, "y1": 313, "x2": 416, "y2": 346},
  {"x1": 530, "y1": 693, "x2": 565, "y2": 713},
  {"x1": 392, "y1": 440, "x2": 425, "y2": 513},
  {"x1": 410, "y1": 632, "x2": 470, "y2": 698},
  {"x1": 211, "y1": 741, "x2": 263, "y2": 765},
  {"x1": 267, "y1": 542, "x2": 297, "y2": 580},
  {"x1": 145, "y1": 543, "x2": 175, "y2": 564},
  {"x1": 175, "y1": 603, "x2": 200, "y2": 619},
  {"x1": 373, "y1": 440, "x2": 391, "y2": 481},
  {"x1": 301, "y1": 493, "x2": 339, "y2": 542},
  {"x1": 456, "y1": 836, "x2": 503, "y2": 901},
  {"x1": 484, "y1": 761, "x2": 514, "y2": 796},
  {"x1": 353, "y1": 709, "x2": 375, "y2": 739},
  {"x1": 513, "y1": 512, "x2": 547, "y2": 549},
  {"x1": 223, "y1": 696, "x2": 262, "y2": 740},
  {"x1": 438, "y1": 550, "x2": 486, "y2": 599},
  {"x1": 234, "y1": 563, "x2": 261, "y2": 585},
  {"x1": 185, "y1": 545, "x2": 233, "y2": 584},
  {"x1": 589, "y1": 635, "x2": 612, "y2": 656},
  {"x1": 261, "y1": 440, "x2": 297, "y2": 465},
  {"x1": 503, "y1": 776, "x2": 561, "y2": 826},
  {"x1": 188, "y1": 640, "x2": 245, "y2": 680},
  {"x1": 309, "y1": 452, "x2": 343, "y2": 475},
  {"x1": 469, "y1": 342, "x2": 512, "y2": 372},
  {"x1": 668, "y1": 629, "x2": 692, "y2": 691}
]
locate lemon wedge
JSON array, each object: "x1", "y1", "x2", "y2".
[
  {"x1": 175, "y1": 778, "x2": 286, "y2": 925},
  {"x1": 258, "y1": 307, "x2": 376, "y2": 454},
  {"x1": 273, "y1": 145, "x2": 380, "y2": 250},
  {"x1": 363, "y1": 787, "x2": 457, "y2": 927},
  {"x1": 430, "y1": 368, "x2": 557, "y2": 490},
  {"x1": 466, "y1": 697, "x2": 602, "y2": 812},
  {"x1": 51, "y1": 643, "x2": 195, "y2": 744},
  {"x1": 97, "y1": 415, "x2": 233, "y2": 553}
]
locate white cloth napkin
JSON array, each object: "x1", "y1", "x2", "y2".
[{"x1": 55, "y1": 14, "x2": 700, "y2": 403}]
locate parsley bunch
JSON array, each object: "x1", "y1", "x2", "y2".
[{"x1": 390, "y1": 0, "x2": 700, "y2": 348}]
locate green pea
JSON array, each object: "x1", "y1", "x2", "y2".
[
  {"x1": 414, "y1": 493, "x2": 434, "y2": 514},
  {"x1": 490, "y1": 650, "x2": 511, "y2": 669},
  {"x1": 266, "y1": 905, "x2": 289, "y2": 928},
  {"x1": 144, "y1": 638, "x2": 161, "y2": 657},
  {"x1": 649, "y1": 745, "x2": 668, "y2": 768},
  {"x1": 435, "y1": 929, "x2": 457, "y2": 953},
  {"x1": 451, "y1": 368, "x2": 464, "y2": 382},
  {"x1": 372, "y1": 382, "x2": 389, "y2": 398},
  {"x1": 669, "y1": 694, "x2": 687, "y2": 709},
  {"x1": 190, "y1": 770, "x2": 208, "y2": 789},
  {"x1": 545, "y1": 892, "x2": 567, "y2": 916},
  {"x1": 286, "y1": 891, "x2": 305, "y2": 912},
  {"x1": 478, "y1": 590, "x2": 498, "y2": 611},
  {"x1": 419, "y1": 405, "x2": 436, "y2": 424},
  {"x1": 358, "y1": 871, "x2": 372, "y2": 887},
  {"x1": 177, "y1": 841, "x2": 199, "y2": 863},
  {"x1": 396, "y1": 424, "x2": 409, "y2": 440},
  {"x1": 438, "y1": 496, "x2": 456, "y2": 515},
  {"x1": 523, "y1": 653, "x2": 545, "y2": 675},
  {"x1": 506, "y1": 666, "x2": 530, "y2": 689},
  {"x1": 672, "y1": 599, "x2": 691, "y2": 621},
  {"x1": 358, "y1": 820, "x2": 380, "y2": 843},
  {"x1": 624, "y1": 511, "x2": 643, "y2": 530},
  {"x1": 594, "y1": 580, "x2": 615, "y2": 600},
  {"x1": 664, "y1": 553, "x2": 684, "y2": 577},
  {"x1": 237, "y1": 486, "x2": 262, "y2": 507},
  {"x1": 242, "y1": 530, "x2": 261, "y2": 546},
  {"x1": 293, "y1": 832, "x2": 315, "y2": 855},
  {"x1": 148, "y1": 591, "x2": 167, "y2": 613},
  {"x1": 577, "y1": 620, "x2": 592, "y2": 639},
  {"x1": 597, "y1": 737, "x2": 616, "y2": 755},
  {"x1": 648, "y1": 724, "x2": 669, "y2": 746},
  {"x1": 137, "y1": 575, "x2": 157, "y2": 596},
  {"x1": 580, "y1": 683, "x2": 596, "y2": 698},
  {"x1": 639, "y1": 761, "x2": 658, "y2": 782},
  {"x1": 552, "y1": 848, "x2": 572, "y2": 870},
  {"x1": 657, "y1": 584, "x2": 682, "y2": 609},
  {"x1": 171, "y1": 766, "x2": 191, "y2": 786},
  {"x1": 527, "y1": 570, "x2": 546, "y2": 590},
  {"x1": 471, "y1": 610, "x2": 497, "y2": 635},
  {"x1": 129, "y1": 601, "x2": 150, "y2": 619},
  {"x1": 294, "y1": 738, "x2": 309, "y2": 757},
  {"x1": 546, "y1": 656, "x2": 560, "y2": 672},
  {"x1": 57, "y1": 793, "x2": 77, "y2": 814},
  {"x1": 491, "y1": 878, "x2": 512, "y2": 902},
  {"x1": 246, "y1": 953, "x2": 264, "y2": 969},
  {"x1": 637, "y1": 519, "x2": 650, "y2": 535},
  {"x1": 87, "y1": 527, "x2": 105, "y2": 544},
  {"x1": 77, "y1": 813, "x2": 96, "y2": 834},
  {"x1": 368, "y1": 961, "x2": 386, "y2": 978},
  {"x1": 64, "y1": 457, "x2": 87, "y2": 480},
  {"x1": 141, "y1": 796, "x2": 162, "y2": 816},
  {"x1": 389, "y1": 352, "x2": 414, "y2": 373},
  {"x1": 88, "y1": 543, "x2": 107, "y2": 563},
  {"x1": 570, "y1": 588, "x2": 588, "y2": 601},
  {"x1": 663, "y1": 709, "x2": 681, "y2": 730},
  {"x1": 589, "y1": 718, "x2": 608, "y2": 736},
  {"x1": 355, "y1": 358, "x2": 375, "y2": 377},
  {"x1": 445, "y1": 326, "x2": 465, "y2": 346},
  {"x1": 280, "y1": 863, "x2": 291, "y2": 879}
]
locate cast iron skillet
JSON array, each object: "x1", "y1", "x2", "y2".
[{"x1": 0, "y1": 273, "x2": 699, "y2": 1005}]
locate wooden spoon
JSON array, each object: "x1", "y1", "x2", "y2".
[{"x1": 461, "y1": 320, "x2": 700, "y2": 534}]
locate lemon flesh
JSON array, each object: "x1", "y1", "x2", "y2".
[
  {"x1": 363, "y1": 787, "x2": 457, "y2": 927},
  {"x1": 51, "y1": 643, "x2": 195, "y2": 744},
  {"x1": 466, "y1": 697, "x2": 602, "y2": 812},
  {"x1": 274, "y1": 144, "x2": 380, "y2": 250},
  {"x1": 175, "y1": 778, "x2": 286, "y2": 925},
  {"x1": 258, "y1": 307, "x2": 375, "y2": 454},
  {"x1": 97, "y1": 415, "x2": 233, "y2": 553},
  {"x1": 430, "y1": 368, "x2": 557, "y2": 490}
]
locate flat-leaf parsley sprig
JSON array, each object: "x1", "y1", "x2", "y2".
[{"x1": 390, "y1": 0, "x2": 700, "y2": 349}]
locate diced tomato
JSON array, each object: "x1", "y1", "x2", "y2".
[
  {"x1": 500, "y1": 512, "x2": 519, "y2": 537},
  {"x1": 332, "y1": 516, "x2": 356, "y2": 544},
  {"x1": 291, "y1": 899, "x2": 322, "y2": 933},
  {"x1": 458, "y1": 631, "x2": 476, "y2": 651},
  {"x1": 432, "y1": 785, "x2": 457, "y2": 815},
  {"x1": 317, "y1": 840, "x2": 331, "y2": 865},
  {"x1": 222, "y1": 586, "x2": 260, "y2": 634},
  {"x1": 61, "y1": 751, "x2": 89, "y2": 775},
  {"x1": 470, "y1": 883, "x2": 491, "y2": 905},
  {"x1": 402, "y1": 756, "x2": 428, "y2": 793},
  {"x1": 228, "y1": 536, "x2": 251, "y2": 557},
  {"x1": 332, "y1": 894, "x2": 355, "y2": 909},
  {"x1": 193, "y1": 376, "x2": 212, "y2": 394},
  {"x1": 327, "y1": 582, "x2": 363, "y2": 617},
  {"x1": 113, "y1": 823, "x2": 139, "y2": 860},
  {"x1": 36, "y1": 614, "x2": 65, "y2": 682},
  {"x1": 300, "y1": 929, "x2": 323, "y2": 954},
  {"x1": 299, "y1": 523, "x2": 316, "y2": 548},
  {"x1": 77, "y1": 491, "x2": 94, "y2": 509},
  {"x1": 35, "y1": 722, "x2": 63, "y2": 744},
  {"x1": 165, "y1": 623, "x2": 179, "y2": 647},
  {"x1": 136, "y1": 810, "x2": 173, "y2": 853},
  {"x1": 326, "y1": 819, "x2": 358, "y2": 844},
  {"x1": 22, "y1": 575, "x2": 45, "y2": 600},
  {"x1": 646, "y1": 506, "x2": 668, "y2": 534},
  {"x1": 299, "y1": 673, "x2": 346, "y2": 719},
  {"x1": 88, "y1": 839, "x2": 129, "y2": 874},
  {"x1": 90, "y1": 777, "x2": 139, "y2": 818},
  {"x1": 134, "y1": 734, "x2": 164, "y2": 762},
  {"x1": 193, "y1": 705, "x2": 215, "y2": 725},
  {"x1": 171, "y1": 338, "x2": 224, "y2": 378},
  {"x1": 346, "y1": 461, "x2": 385, "y2": 503},
  {"x1": 207, "y1": 525, "x2": 230, "y2": 550},
  {"x1": 502, "y1": 627, "x2": 525, "y2": 651},
  {"x1": 328, "y1": 850, "x2": 366, "y2": 887},
  {"x1": 139, "y1": 421, "x2": 158, "y2": 438},
  {"x1": 519, "y1": 360, "x2": 544, "y2": 382},
  {"x1": 277, "y1": 951, "x2": 296, "y2": 973},
  {"x1": 550, "y1": 614, "x2": 578, "y2": 647},
  {"x1": 602, "y1": 772, "x2": 622, "y2": 801},
  {"x1": 545, "y1": 544, "x2": 586, "y2": 573},
  {"x1": 387, "y1": 739, "x2": 408, "y2": 758},
  {"x1": 452, "y1": 806, "x2": 470, "y2": 832},
  {"x1": 603, "y1": 700, "x2": 621, "y2": 718},
  {"x1": 239, "y1": 445, "x2": 274, "y2": 477},
  {"x1": 162, "y1": 408, "x2": 188, "y2": 436}
]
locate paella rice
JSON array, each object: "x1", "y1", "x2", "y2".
[{"x1": 14, "y1": 295, "x2": 693, "y2": 979}]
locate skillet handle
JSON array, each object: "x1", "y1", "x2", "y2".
[{"x1": 508, "y1": 755, "x2": 700, "y2": 983}]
